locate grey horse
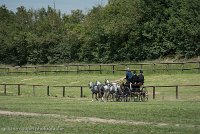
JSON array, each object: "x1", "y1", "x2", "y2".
[
  {"x1": 104, "y1": 80, "x2": 123, "y2": 101},
  {"x1": 88, "y1": 81, "x2": 104, "y2": 101}
]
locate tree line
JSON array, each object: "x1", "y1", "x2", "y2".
[{"x1": 0, "y1": 0, "x2": 199, "y2": 65}]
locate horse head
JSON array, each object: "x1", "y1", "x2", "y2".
[
  {"x1": 88, "y1": 82, "x2": 93, "y2": 88},
  {"x1": 105, "y1": 79, "x2": 110, "y2": 85},
  {"x1": 96, "y1": 81, "x2": 101, "y2": 85}
]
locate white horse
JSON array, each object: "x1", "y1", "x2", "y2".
[
  {"x1": 104, "y1": 80, "x2": 122, "y2": 101},
  {"x1": 102, "y1": 79, "x2": 112, "y2": 101},
  {"x1": 88, "y1": 81, "x2": 104, "y2": 101}
]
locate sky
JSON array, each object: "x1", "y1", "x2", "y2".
[{"x1": 0, "y1": 0, "x2": 108, "y2": 14}]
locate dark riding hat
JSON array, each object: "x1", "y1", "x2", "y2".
[{"x1": 140, "y1": 70, "x2": 143, "y2": 73}]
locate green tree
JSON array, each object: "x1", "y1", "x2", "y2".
[{"x1": 0, "y1": 5, "x2": 15, "y2": 63}]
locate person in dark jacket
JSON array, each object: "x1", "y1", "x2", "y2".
[
  {"x1": 132, "y1": 70, "x2": 139, "y2": 84},
  {"x1": 138, "y1": 70, "x2": 144, "y2": 85},
  {"x1": 131, "y1": 70, "x2": 140, "y2": 92},
  {"x1": 126, "y1": 68, "x2": 133, "y2": 83}
]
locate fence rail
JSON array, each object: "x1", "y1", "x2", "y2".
[
  {"x1": 0, "y1": 83, "x2": 200, "y2": 99},
  {"x1": 0, "y1": 61, "x2": 200, "y2": 74},
  {"x1": 143, "y1": 85, "x2": 200, "y2": 99},
  {"x1": 0, "y1": 83, "x2": 87, "y2": 97}
]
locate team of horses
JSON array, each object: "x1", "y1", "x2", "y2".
[{"x1": 88, "y1": 79, "x2": 148, "y2": 102}]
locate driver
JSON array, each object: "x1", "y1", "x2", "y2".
[{"x1": 125, "y1": 68, "x2": 133, "y2": 83}]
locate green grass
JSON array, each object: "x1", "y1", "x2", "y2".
[
  {"x1": 1, "y1": 115, "x2": 198, "y2": 134},
  {"x1": 0, "y1": 73, "x2": 200, "y2": 133},
  {"x1": 0, "y1": 72, "x2": 199, "y2": 85},
  {"x1": 0, "y1": 96, "x2": 199, "y2": 124},
  {"x1": 0, "y1": 96, "x2": 200, "y2": 134}
]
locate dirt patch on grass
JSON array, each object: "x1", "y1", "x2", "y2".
[
  {"x1": 0, "y1": 110, "x2": 42, "y2": 116},
  {"x1": 0, "y1": 110, "x2": 199, "y2": 128},
  {"x1": 0, "y1": 110, "x2": 154, "y2": 126}
]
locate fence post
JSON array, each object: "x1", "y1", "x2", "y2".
[
  {"x1": 181, "y1": 63, "x2": 184, "y2": 72},
  {"x1": 34, "y1": 67, "x2": 37, "y2": 74},
  {"x1": 33, "y1": 85, "x2": 35, "y2": 96},
  {"x1": 66, "y1": 65, "x2": 69, "y2": 74},
  {"x1": 4, "y1": 84, "x2": 6, "y2": 95},
  {"x1": 100, "y1": 65, "x2": 102, "y2": 74},
  {"x1": 112, "y1": 65, "x2": 115, "y2": 74},
  {"x1": 140, "y1": 64, "x2": 143, "y2": 70},
  {"x1": 7, "y1": 68, "x2": 10, "y2": 75},
  {"x1": 176, "y1": 86, "x2": 179, "y2": 99},
  {"x1": 25, "y1": 67, "x2": 28, "y2": 75},
  {"x1": 18, "y1": 84, "x2": 21, "y2": 96},
  {"x1": 80, "y1": 86, "x2": 83, "y2": 97},
  {"x1": 153, "y1": 86, "x2": 156, "y2": 99},
  {"x1": 153, "y1": 63, "x2": 156, "y2": 73},
  {"x1": 88, "y1": 65, "x2": 91, "y2": 73},
  {"x1": 63, "y1": 86, "x2": 65, "y2": 97},
  {"x1": 76, "y1": 65, "x2": 79, "y2": 74},
  {"x1": 47, "y1": 86, "x2": 50, "y2": 96},
  {"x1": 43, "y1": 65, "x2": 46, "y2": 75},
  {"x1": 166, "y1": 63, "x2": 169, "y2": 72}
]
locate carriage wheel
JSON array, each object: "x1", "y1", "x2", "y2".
[
  {"x1": 123, "y1": 87, "x2": 131, "y2": 102},
  {"x1": 123, "y1": 93, "x2": 130, "y2": 102},
  {"x1": 107, "y1": 93, "x2": 115, "y2": 102},
  {"x1": 131, "y1": 92, "x2": 139, "y2": 102},
  {"x1": 114, "y1": 93, "x2": 120, "y2": 102},
  {"x1": 117, "y1": 94, "x2": 123, "y2": 102},
  {"x1": 141, "y1": 87, "x2": 148, "y2": 102},
  {"x1": 130, "y1": 92, "x2": 134, "y2": 101}
]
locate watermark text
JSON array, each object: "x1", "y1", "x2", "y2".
[{"x1": 1, "y1": 127, "x2": 64, "y2": 132}]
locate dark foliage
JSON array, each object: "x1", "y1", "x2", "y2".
[{"x1": 0, "y1": 0, "x2": 199, "y2": 65}]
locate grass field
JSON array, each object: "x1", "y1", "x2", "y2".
[{"x1": 0, "y1": 72, "x2": 200, "y2": 134}]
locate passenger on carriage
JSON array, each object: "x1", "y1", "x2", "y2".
[
  {"x1": 125, "y1": 68, "x2": 133, "y2": 83},
  {"x1": 138, "y1": 70, "x2": 144, "y2": 85},
  {"x1": 132, "y1": 70, "x2": 139, "y2": 84},
  {"x1": 131, "y1": 70, "x2": 140, "y2": 92}
]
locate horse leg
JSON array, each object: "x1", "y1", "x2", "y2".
[
  {"x1": 104, "y1": 92, "x2": 108, "y2": 102},
  {"x1": 95, "y1": 93, "x2": 98, "y2": 101},
  {"x1": 92, "y1": 93, "x2": 97, "y2": 101},
  {"x1": 101, "y1": 92, "x2": 104, "y2": 102},
  {"x1": 107, "y1": 92, "x2": 110, "y2": 101},
  {"x1": 107, "y1": 92, "x2": 112, "y2": 101},
  {"x1": 101, "y1": 94, "x2": 104, "y2": 102},
  {"x1": 92, "y1": 93, "x2": 94, "y2": 101},
  {"x1": 112, "y1": 93, "x2": 115, "y2": 101}
]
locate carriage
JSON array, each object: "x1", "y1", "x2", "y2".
[
  {"x1": 119, "y1": 69, "x2": 148, "y2": 102},
  {"x1": 119, "y1": 82, "x2": 148, "y2": 102}
]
